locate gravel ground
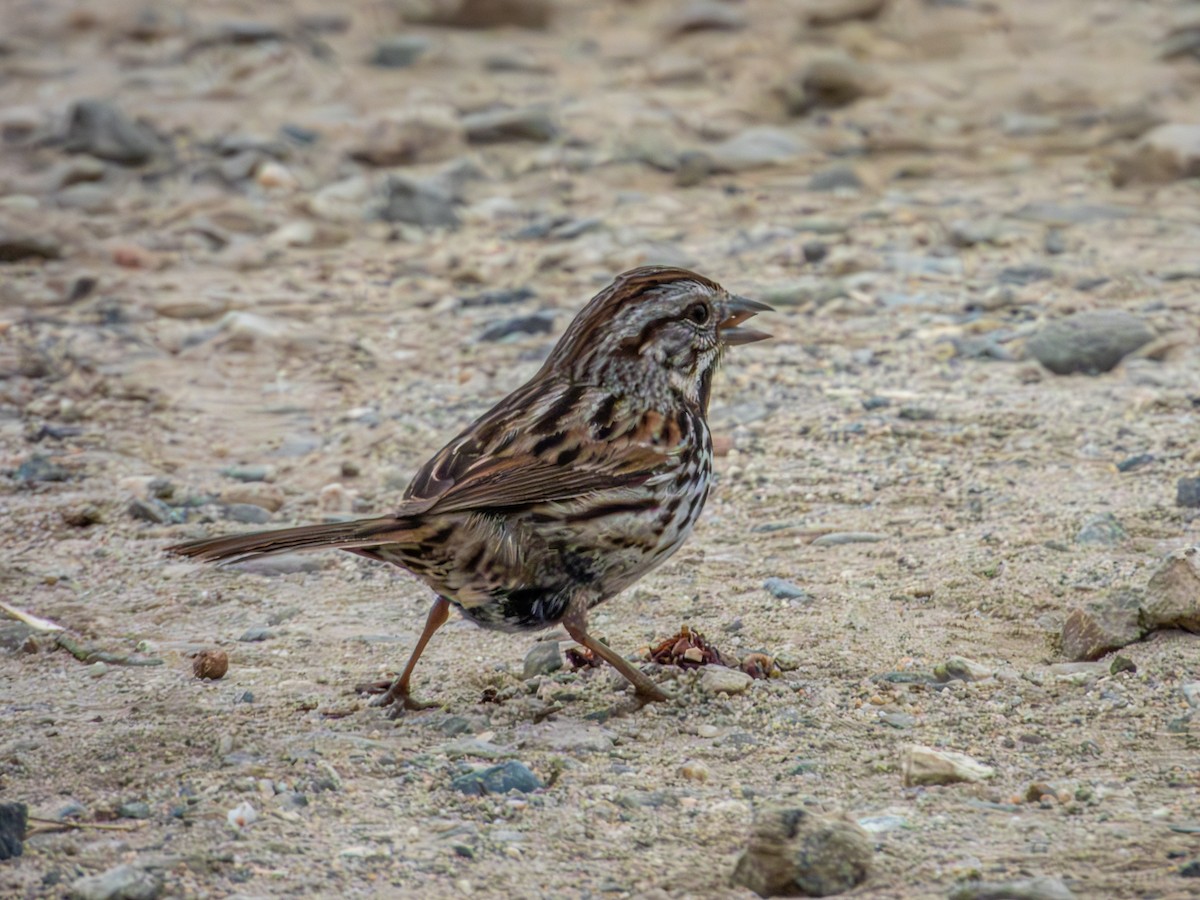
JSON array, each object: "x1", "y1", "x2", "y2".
[{"x1": 2, "y1": 1, "x2": 1199, "y2": 897}]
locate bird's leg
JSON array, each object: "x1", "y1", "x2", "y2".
[
  {"x1": 369, "y1": 595, "x2": 451, "y2": 711},
  {"x1": 562, "y1": 594, "x2": 669, "y2": 704}
]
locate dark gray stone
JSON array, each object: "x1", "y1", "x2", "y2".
[
  {"x1": 377, "y1": 175, "x2": 460, "y2": 229},
  {"x1": 807, "y1": 165, "x2": 864, "y2": 192},
  {"x1": 478, "y1": 311, "x2": 556, "y2": 342},
  {"x1": 523, "y1": 641, "x2": 563, "y2": 678},
  {"x1": 1027, "y1": 311, "x2": 1155, "y2": 375},
  {"x1": 0, "y1": 802, "x2": 26, "y2": 860},
  {"x1": 450, "y1": 761, "x2": 543, "y2": 795},
  {"x1": 222, "y1": 503, "x2": 272, "y2": 525},
  {"x1": 1177, "y1": 477, "x2": 1200, "y2": 508},
  {"x1": 63, "y1": 100, "x2": 165, "y2": 166},
  {"x1": 370, "y1": 36, "x2": 430, "y2": 68}
]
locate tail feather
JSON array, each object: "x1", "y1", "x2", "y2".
[{"x1": 166, "y1": 515, "x2": 415, "y2": 564}]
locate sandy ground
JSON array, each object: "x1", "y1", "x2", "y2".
[{"x1": 2, "y1": 0, "x2": 1200, "y2": 897}]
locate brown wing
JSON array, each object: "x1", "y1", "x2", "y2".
[
  {"x1": 425, "y1": 443, "x2": 668, "y2": 514},
  {"x1": 401, "y1": 379, "x2": 676, "y2": 515}
]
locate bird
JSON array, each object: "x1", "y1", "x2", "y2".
[{"x1": 167, "y1": 266, "x2": 771, "y2": 712}]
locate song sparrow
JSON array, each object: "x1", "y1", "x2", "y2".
[{"x1": 168, "y1": 266, "x2": 770, "y2": 711}]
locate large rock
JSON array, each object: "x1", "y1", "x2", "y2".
[
  {"x1": 1061, "y1": 590, "x2": 1146, "y2": 661},
  {"x1": 731, "y1": 806, "x2": 873, "y2": 897},
  {"x1": 1026, "y1": 311, "x2": 1154, "y2": 375},
  {"x1": 1142, "y1": 547, "x2": 1200, "y2": 633}
]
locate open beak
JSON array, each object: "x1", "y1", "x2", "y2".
[{"x1": 717, "y1": 294, "x2": 773, "y2": 346}]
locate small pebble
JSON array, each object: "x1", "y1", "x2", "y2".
[
  {"x1": 762, "y1": 577, "x2": 810, "y2": 601},
  {"x1": 226, "y1": 801, "x2": 257, "y2": 829},
  {"x1": 677, "y1": 760, "x2": 710, "y2": 783},
  {"x1": 811, "y1": 532, "x2": 886, "y2": 546},
  {"x1": 117, "y1": 801, "x2": 153, "y2": 820}
]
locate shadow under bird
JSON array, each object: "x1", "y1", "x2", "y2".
[{"x1": 168, "y1": 266, "x2": 771, "y2": 711}]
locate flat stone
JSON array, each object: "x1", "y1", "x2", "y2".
[
  {"x1": 408, "y1": 0, "x2": 551, "y2": 29},
  {"x1": 1142, "y1": 547, "x2": 1200, "y2": 633},
  {"x1": 699, "y1": 667, "x2": 752, "y2": 695},
  {"x1": 704, "y1": 127, "x2": 808, "y2": 172},
  {"x1": 806, "y1": 0, "x2": 887, "y2": 27},
  {"x1": 763, "y1": 577, "x2": 810, "y2": 601},
  {"x1": 370, "y1": 36, "x2": 431, "y2": 68},
  {"x1": 230, "y1": 553, "x2": 324, "y2": 577},
  {"x1": 222, "y1": 503, "x2": 272, "y2": 525},
  {"x1": 461, "y1": 108, "x2": 557, "y2": 144},
  {"x1": 68, "y1": 864, "x2": 163, "y2": 900},
  {"x1": 811, "y1": 531, "x2": 886, "y2": 546},
  {"x1": 949, "y1": 876, "x2": 1076, "y2": 900},
  {"x1": 934, "y1": 656, "x2": 995, "y2": 682},
  {"x1": 808, "y1": 164, "x2": 864, "y2": 191},
  {"x1": 478, "y1": 311, "x2": 556, "y2": 342},
  {"x1": 1026, "y1": 311, "x2": 1154, "y2": 375},
  {"x1": 663, "y1": 1, "x2": 746, "y2": 37},
  {"x1": 901, "y1": 745, "x2": 994, "y2": 786},
  {"x1": 449, "y1": 761, "x2": 543, "y2": 796},
  {"x1": 1061, "y1": 589, "x2": 1146, "y2": 661}
]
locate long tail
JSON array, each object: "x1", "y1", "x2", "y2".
[{"x1": 166, "y1": 515, "x2": 417, "y2": 564}]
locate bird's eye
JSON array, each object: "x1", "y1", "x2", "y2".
[{"x1": 686, "y1": 302, "x2": 710, "y2": 325}]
